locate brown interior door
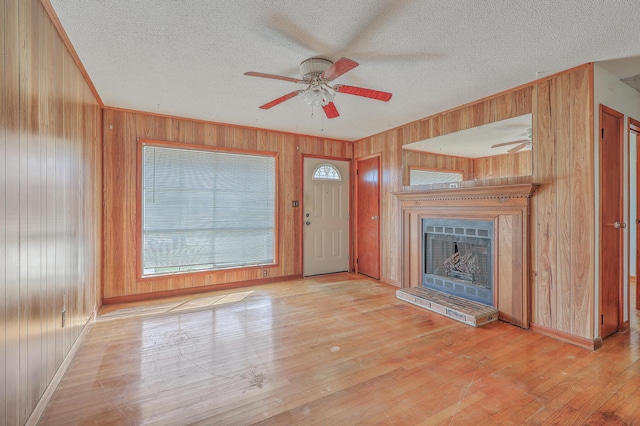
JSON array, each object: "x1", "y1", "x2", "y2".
[
  {"x1": 633, "y1": 120, "x2": 640, "y2": 310},
  {"x1": 600, "y1": 104, "x2": 624, "y2": 338},
  {"x1": 356, "y1": 155, "x2": 380, "y2": 279}
]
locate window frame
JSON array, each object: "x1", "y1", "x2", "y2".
[
  {"x1": 136, "y1": 138, "x2": 279, "y2": 280},
  {"x1": 312, "y1": 163, "x2": 342, "y2": 181},
  {"x1": 408, "y1": 166, "x2": 464, "y2": 186}
]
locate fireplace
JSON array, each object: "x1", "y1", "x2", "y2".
[{"x1": 423, "y1": 218, "x2": 493, "y2": 306}]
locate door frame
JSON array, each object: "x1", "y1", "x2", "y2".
[
  {"x1": 300, "y1": 154, "x2": 353, "y2": 275},
  {"x1": 630, "y1": 117, "x2": 640, "y2": 310},
  {"x1": 354, "y1": 153, "x2": 381, "y2": 278},
  {"x1": 599, "y1": 104, "x2": 625, "y2": 337}
]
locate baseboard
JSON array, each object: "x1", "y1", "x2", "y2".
[
  {"x1": 379, "y1": 277, "x2": 401, "y2": 287},
  {"x1": 26, "y1": 310, "x2": 96, "y2": 426},
  {"x1": 529, "y1": 322, "x2": 598, "y2": 350},
  {"x1": 103, "y1": 274, "x2": 302, "y2": 305}
]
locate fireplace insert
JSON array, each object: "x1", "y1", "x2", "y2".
[{"x1": 423, "y1": 218, "x2": 494, "y2": 305}]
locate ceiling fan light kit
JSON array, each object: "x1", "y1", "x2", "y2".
[
  {"x1": 299, "y1": 57, "x2": 333, "y2": 80},
  {"x1": 244, "y1": 56, "x2": 392, "y2": 119}
]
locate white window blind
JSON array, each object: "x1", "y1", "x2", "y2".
[
  {"x1": 142, "y1": 145, "x2": 276, "y2": 276},
  {"x1": 409, "y1": 169, "x2": 462, "y2": 186}
]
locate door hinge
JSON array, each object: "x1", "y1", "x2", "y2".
[
  {"x1": 356, "y1": 258, "x2": 359, "y2": 264},
  {"x1": 356, "y1": 169, "x2": 359, "y2": 175},
  {"x1": 601, "y1": 314, "x2": 604, "y2": 325},
  {"x1": 601, "y1": 128, "x2": 604, "y2": 139}
]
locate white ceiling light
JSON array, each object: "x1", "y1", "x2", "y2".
[
  {"x1": 300, "y1": 84, "x2": 335, "y2": 106},
  {"x1": 299, "y1": 58, "x2": 336, "y2": 106}
]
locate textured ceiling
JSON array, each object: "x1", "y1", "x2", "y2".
[{"x1": 49, "y1": 0, "x2": 640, "y2": 142}]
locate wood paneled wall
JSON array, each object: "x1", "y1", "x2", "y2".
[
  {"x1": 530, "y1": 65, "x2": 595, "y2": 340},
  {"x1": 102, "y1": 109, "x2": 352, "y2": 300},
  {"x1": 355, "y1": 66, "x2": 596, "y2": 342},
  {"x1": 402, "y1": 149, "x2": 532, "y2": 185},
  {"x1": 354, "y1": 87, "x2": 533, "y2": 286},
  {"x1": 1, "y1": 0, "x2": 103, "y2": 423},
  {"x1": 473, "y1": 150, "x2": 532, "y2": 180}
]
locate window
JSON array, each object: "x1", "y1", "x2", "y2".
[
  {"x1": 141, "y1": 142, "x2": 276, "y2": 277},
  {"x1": 409, "y1": 168, "x2": 463, "y2": 186},
  {"x1": 312, "y1": 164, "x2": 341, "y2": 181}
]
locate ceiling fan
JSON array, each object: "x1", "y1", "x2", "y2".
[
  {"x1": 490, "y1": 128, "x2": 533, "y2": 153},
  {"x1": 244, "y1": 57, "x2": 392, "y2": 119}
]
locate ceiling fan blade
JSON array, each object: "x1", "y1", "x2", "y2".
[
  {"x1": 322, "y1": 102, "x2": 340, "y2": 119},
  {"x1": 334, "y1": 84, "x2": 392, "y2": 101},
  {"x1": 244, "y1": 71, "x2": 305, "y2": 84},
  {"x1": 259, "y1": 90, "x2": 303, "y2": 109},
  {"x1": 490, "y1": 139, "x2": 529, "y2": 149},
  {"x1": 321, "y1": 57, "x2": 359, "y2": 81},
  {"x1": 507, "y1": 142, "x2": 530, "y2": 153}
]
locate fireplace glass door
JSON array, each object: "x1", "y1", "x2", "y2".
[{"x1": 423, "y1": 218, "x2": 494, "y2": 305}]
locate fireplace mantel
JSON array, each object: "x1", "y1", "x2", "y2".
[
  {"x1": 395, "y1": 182, "x2": 538, "y2": 328},
  {"x1": 394, "y1": 183, "x2": 537, "y2": 202}
]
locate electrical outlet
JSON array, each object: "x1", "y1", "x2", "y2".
[
  {"x1": 61, "y1": 310, "x2": 67, "y2": 328},
  {"x1": 262, "y1": 269, "x2": 268, "y2": 278}
]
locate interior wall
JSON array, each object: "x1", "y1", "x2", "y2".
[
  {"x1": 102, "y1": 109, "x2": 353, "y2": 301},
  {"x1": 1, "y1": 0, "x2": 103, "y2": 423},
  {"x1": 354, "y1": 65, "x2": 597, "y2": 344},
  {"x1": 473, "y1": 150, "x2": 532, "y2": 180},
  {"x1": 354, "y1": 87, "x2": 532, "y2": 286},
  {"x1": 593, "y1": 63, "x2": 640, "y2": 325},
  {"x1": 530, "y1": 64, "x2": 595, "y2": 341}
]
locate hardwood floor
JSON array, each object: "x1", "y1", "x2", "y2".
[{"x1": 39, "y1": 273, "x2": 640, "y2": 425}]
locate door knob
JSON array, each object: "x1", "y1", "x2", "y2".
[
  {"x1": 614, "y1": 222, "x2": 626, "y2": 229},
  {"x1": 371, "y1": 215, "x2": 379, "y2": 220},
  {"x1": 305, "y1": 221, "x2": 311, "y2": 226}
]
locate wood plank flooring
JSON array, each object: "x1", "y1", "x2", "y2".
[{"x1": 39, "y1": 274, "x2": 640, "y2": 425}]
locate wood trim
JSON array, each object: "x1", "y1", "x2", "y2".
[
  {"x1": 104, "y1": 274, "x2": 301, "y2": 305},
  {"x1": 529, "y1": 322, "x2": 600, "y2": 351},
  {"x1": 634, "y1": 122, "x2": 640, "y2": 310},
  {"x1": 354, "y1": 153, "x2": 382, "y2": 278},
  {"x1": 394, "y1": 183, "x2": 537, "y2": 202},
  {"x1": 379, "y1": 276, "x2": 401, "y2": 287},
  {"x1": 40, "y1": 0, "x2": 104, "y2": 106},
  {"x1": 300, "y1": 154, "x2": 354, "y2": 275},
  {"x1": 138, "y1": 137, "x2": 282, "y2": 156},
  {"x1": 629, "y1": 118, "x2": 638, "y2": 316},
  {"x1": 598, "y1": 104, "x2": 625, "y2": 336},
  {"x1": 408, "y1": 165, "x2": 465, "y2": 174},
  {"x1": 135, "y1": 138, "x2": 281, "y2": 281}
]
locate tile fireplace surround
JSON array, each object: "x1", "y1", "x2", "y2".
[{"x1": 395, "y1": 180, "x2": 537, "y2": 327}]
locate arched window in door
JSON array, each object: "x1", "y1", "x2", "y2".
[{"x1": 312, "y1": 164, "x2": 342, "y2": 181}]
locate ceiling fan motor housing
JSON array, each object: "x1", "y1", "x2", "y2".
[{"x1": 300, "y1": 58, "x2": 333, "y2": 80}]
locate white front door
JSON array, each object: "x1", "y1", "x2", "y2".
[{"x1": 303, "y1": 158, "x2": 350, "y2": 276}]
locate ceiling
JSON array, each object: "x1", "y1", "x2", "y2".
[{"x1": 49, "y1": 0, "x2": 640, "y2": 142}]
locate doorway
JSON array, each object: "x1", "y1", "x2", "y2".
[
  {"x1": 355, "y1": 154, "x2": 381, "y2": 279},
  {"x1": 631, "y1": 118, "x2": 640, "y2": 310},
  {"x1": 302, "y1": 157, "x2": 350, "y2": 276},
  {"x1": 599, "y1": 104, "x2": 625, "y2": 338}
]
